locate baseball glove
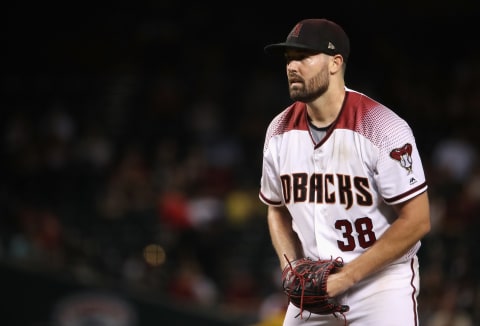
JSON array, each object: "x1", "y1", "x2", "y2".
[{"x1": 282, "y1": 255, "x2": 350, "y2": 319}]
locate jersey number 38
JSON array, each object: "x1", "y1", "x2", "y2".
[{"x1": 335, "y1": 217, "x2": 376, "y2": 251}]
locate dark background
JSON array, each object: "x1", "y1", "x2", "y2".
[{"x1": 3, "y1": 1, "x2": 480, "y2": 325}]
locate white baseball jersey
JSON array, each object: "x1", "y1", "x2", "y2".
[{"x1": 259, "y1": 88, "x2": 428, "y2": 263}]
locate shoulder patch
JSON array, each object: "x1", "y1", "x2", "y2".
[{"x1": 390, "y1": 143, "x2": 413, "y2": 174}]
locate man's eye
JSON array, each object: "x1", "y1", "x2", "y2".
[{"x1": 286, "y1": 55, "x2": 307, "y2": 61}]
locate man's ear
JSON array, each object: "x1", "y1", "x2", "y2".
[{"x1": 330, "y1": 54, "x2": 344, "y2": 74}]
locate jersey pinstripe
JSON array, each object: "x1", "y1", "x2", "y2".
[{"x1": 259, "y1": 88, "x2": 428, "y2": 263}]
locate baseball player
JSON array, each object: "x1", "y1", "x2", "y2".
[{"x1": 259, "y1": 19, "x2": 431, "y2": 325}]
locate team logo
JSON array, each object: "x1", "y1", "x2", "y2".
[
  {"x1": 289, "y1": 23, "x2": 303, "y2": 38},
  {"x1": 390, "y1": 143, "x2": 413, "y2": 174}
]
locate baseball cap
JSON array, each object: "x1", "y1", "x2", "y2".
[{"x1": 264, "y1": 18, "x2": 350, "y2": 62}]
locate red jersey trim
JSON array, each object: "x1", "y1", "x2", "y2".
[
  {"x1": 259, "y1": 191, "x2": 282, "y2": 206},
  {"x1": 384, "y1": 183, "x2": 428, "y2": 204}
]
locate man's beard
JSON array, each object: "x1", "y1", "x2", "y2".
[{"x1": 289, "y1": 69, "x2": 329, "y2": 103}]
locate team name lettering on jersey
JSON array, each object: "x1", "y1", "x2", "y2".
[{"x1": 280, "y1": 173, "x2": 373, "y2": 209}]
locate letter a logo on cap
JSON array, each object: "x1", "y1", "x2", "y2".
[
  {"x1": 328, "y1": 42, "x2": 335, "y2": 50},
  {"x1": 290, "y1": 23, "x2": 303, "y2": 38}
]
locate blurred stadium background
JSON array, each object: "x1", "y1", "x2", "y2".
[{"x1": 3, "y1": 1, "x2": 480, "y2": 325}]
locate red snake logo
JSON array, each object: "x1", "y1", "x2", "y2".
[{"x1": 390, "y1": 143, "x2": 413, "y2": 174}]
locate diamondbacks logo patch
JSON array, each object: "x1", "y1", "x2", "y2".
[{"x1": 390, "y1": 143, "x2": 413, "y2": 174}]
